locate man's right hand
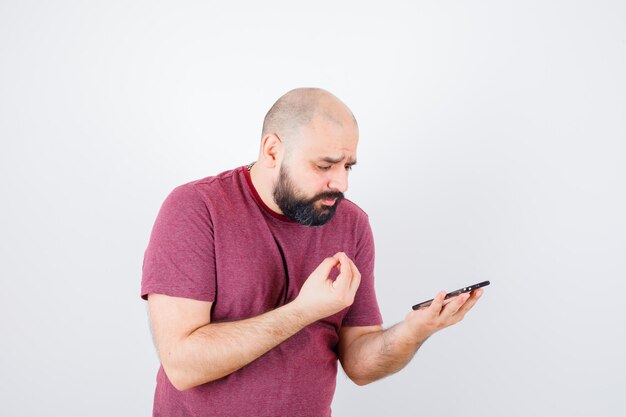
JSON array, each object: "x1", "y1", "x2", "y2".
[{"x1": 292, "y1": 252, "x2": 362, "y2": 323}]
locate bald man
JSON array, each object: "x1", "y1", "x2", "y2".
[{"x1": 141, "y1": 88, "x2": 483, "y2": 416}]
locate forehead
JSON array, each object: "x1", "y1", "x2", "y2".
[{"x1": 294, "y1": 115, "x2": 359, "y2": 161}]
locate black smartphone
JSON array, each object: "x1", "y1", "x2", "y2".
[{"x1": 411, "y1": 280, "x2": 490, "y2": 310}]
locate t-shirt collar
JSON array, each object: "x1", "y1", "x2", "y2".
[{"x1": 241, "y1": 165, "x2": 296, "y2": 223}]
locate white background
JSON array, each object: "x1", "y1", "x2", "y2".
[{"x1": 1, "y1": 1, "x2": 624, "y2": 416}]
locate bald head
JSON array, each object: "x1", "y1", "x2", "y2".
[
  {"x1": 251, "y1": 89, "x2": 359, "y2": 217},
  {"x1": 261, "y1": 88, "x2": 357, "y2": 142}
]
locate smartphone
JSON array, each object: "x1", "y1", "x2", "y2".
[{"x1": 411, "y1": 280, "x2": 490, "y2": 310}]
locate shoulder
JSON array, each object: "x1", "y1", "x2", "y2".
[
  {"x1": 166, "y1": 167, "x2": 243, "y2": 207},
  {"x1": 185, "y1": 167, "x2": 241, "y2": 194},
  {"x1": 337, "y1": 198, "x2": 370, "y2": 222},
  {"x1": 331, "y1": 198, "x2": 372, "y2": 235}
]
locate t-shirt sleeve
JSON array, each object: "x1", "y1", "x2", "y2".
[
  {"x1": 141, "y1": 183, "x2": 216, "y2": 301},
  {"x1": 342, "y1": 214, "x2": 383, "y2": 327}
]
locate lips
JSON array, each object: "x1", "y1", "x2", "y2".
[{"x1": 321, "y1": 198, "x2": 337, "y2": 206}]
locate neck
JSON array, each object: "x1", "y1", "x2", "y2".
[{"x1": 249, "y1": 162, "x2": 284, "y2": 215}]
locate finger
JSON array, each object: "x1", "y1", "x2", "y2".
[
  {"x1": 347, "y1": 258, "x2": 362, "y2": 294},
  {"x1": 427, "y1": 291, "x2": 447, "y2": 314},
  {"x1": 453, "y1": 289, "x2": 483, "y2": 317},
  {"x1": 332, "y1": 252, "x2": 352, "y2": 291},
  {"x1": 316, "y1": 256, "x2": 340, "y2": 281},
  {"x1": 442, "y1": 292, "x2": 471, "y2": 316}
]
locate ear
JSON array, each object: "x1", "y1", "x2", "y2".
[{"x1": 259, "y1": 133, "x2": 283, "y2": 168}]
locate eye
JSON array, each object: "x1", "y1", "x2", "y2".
[
  {"x1": 345, "y1": 164, "x2": 354, "y2": 171},
  {"x1": 317, "y1": 165, "x2": 332, "y2": 171}
]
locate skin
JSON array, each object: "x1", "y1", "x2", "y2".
[{"x1": 147, "y1": 88, "x2": 483, "y2": 391}]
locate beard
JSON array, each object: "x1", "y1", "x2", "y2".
[{"x1": 273, "y1": 164, "x2": 345, "y2": 226}]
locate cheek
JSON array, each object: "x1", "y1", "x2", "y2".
[
  {"x1": 306, "y1": 171, "x2": 330, "y2": 193},
  {"x1": 290, "y1": 169, "x2": 327, "y2": 199}
]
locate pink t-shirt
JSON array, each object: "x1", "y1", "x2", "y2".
[{"x1": 142, "y1": 166, "x2": 382, "y2": 417}]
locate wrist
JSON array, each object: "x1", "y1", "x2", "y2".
[
  {"x1": 285, "y1": 298, "x2": 318, "y2": 327},
  {"x1": 397, "y1": 319, "x2": 431, "y2": 348}
]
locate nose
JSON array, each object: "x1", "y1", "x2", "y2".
[{"x1": 328, "y1": 169, "x2": 349, "y2": 193}]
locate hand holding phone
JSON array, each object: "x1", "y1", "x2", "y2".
[{"x1": 412, "y1": 281, "x2": 490, "y2": 310}]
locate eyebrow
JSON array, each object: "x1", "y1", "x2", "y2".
[{"x1": 317, "y1": 156, "x2": 357, "y2": 165}]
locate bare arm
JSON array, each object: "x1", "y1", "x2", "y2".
[
  {"x1": 148, "y1": 252, "x2": 361, "y2": 391},
  {"x1": 338, "y1": 286, "x2": 483, "y2": 385},
  {"x1": 149, "y1": 295, "x2": 312, "y2": 390}
]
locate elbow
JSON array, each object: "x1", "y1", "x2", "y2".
[
  {"x1": 164, "y1": 366, "x2": 193, "y2": 391},
  {"x1": 350, "y1": 375, "x2": 375, "y2": 386},
  {"x1": 343, "y1": 366, "x2": 376, "y2": 386},
  {"x1": 159, "y1": 347, "x2": 202, "y2": 391},
  {"x1": 163, "y1": 360, "x2": 224, "y2": 391},
  {"x1": 170, "y1": 377, "x2": 194, "y2": 392},
  {"x1": 162, "y1": 362, "x2": 202, "y2": 392}
]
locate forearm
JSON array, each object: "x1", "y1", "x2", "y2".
[
  {"x1": 163, "y1": 301, "x2": 313, "y2": 390},
  {"x1": 341, "y1": 321, "x2": 428, "y2": 385}
]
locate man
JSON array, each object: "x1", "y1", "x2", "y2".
[{"x1": 141, "y1": 88, "x2": 483, "y2": 416}]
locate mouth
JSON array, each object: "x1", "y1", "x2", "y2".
[{"x1": 321, "y1": 198, "x2": 337, "y2": 206}]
